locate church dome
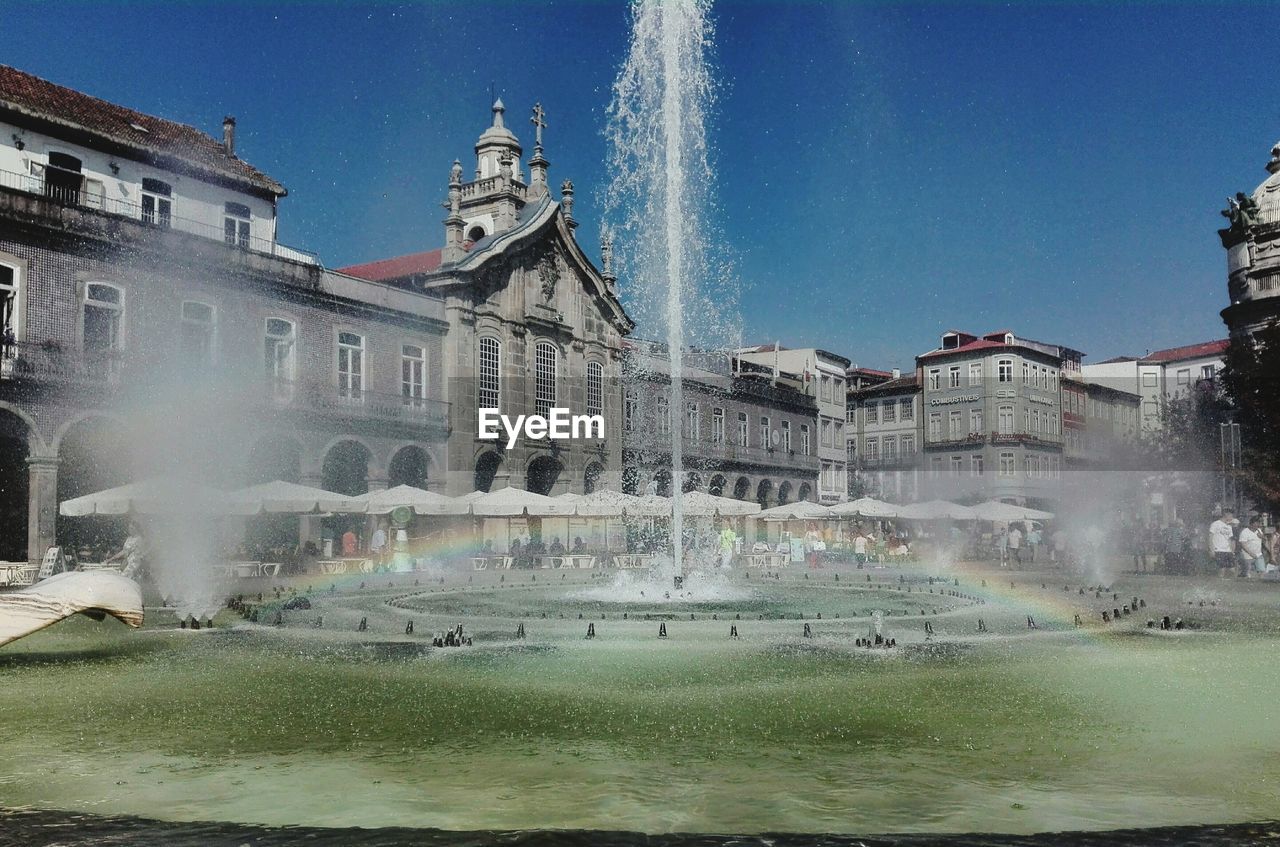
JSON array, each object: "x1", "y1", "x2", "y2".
[
  {"x1": 1250, "y1": 141, "x2": 1280, "y2": 219},
  {"x1": 475, "y1": 99, "x2": 522, "y2": 154}
]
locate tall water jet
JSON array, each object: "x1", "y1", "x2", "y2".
[{"x1": 605, "y1": 0, "x2": 734, "y2": 579}]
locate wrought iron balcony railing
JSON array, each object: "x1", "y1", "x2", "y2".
[{"x1": 0, "y1": 166, "x2": 318, "y2": 265}]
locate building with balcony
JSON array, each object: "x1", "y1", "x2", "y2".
[
  {"x1": 620, "y1": 341, "x2": 818, "y2": 506},
  {"x1": 734, "y1": 345, "x2": 850, "y2": 503},
  {"x1": 916, "y1": 330, "x2": 1076, "y2": 506},
  {"x1": 846, "y1": 370, "x2": 922, "y2": 503},
  {"x1": 0, "y1": 65, "x2": 454, "y2": 563},
  {"x1": 337, "y1": 100, "x2": 633, "y2": 496}
]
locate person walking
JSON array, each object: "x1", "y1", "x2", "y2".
[
  {"x1": 997, "y1": 527, "x2": 1009, "y2": 566},
  {"x1": 718, "y1": 522, "x2": 736, "y2": 569},
  {"x1": 1027, "y1": 525, "x2": 1042, "y2": 564},
  {"x1": 1007, "y1": 524, "x2": 1023, "y2": 567},
  {"x1": 1209, "y1": 510, "x2": 1237, "y2": 578},
  {"x1": 803, "y1": 523, "x2": 823, "y2": 570}
]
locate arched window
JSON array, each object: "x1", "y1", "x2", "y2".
[
  {"x1": 477, "y1": 337, "x2": 501, "y2": 409},
  {"x1": 467, "y1": 224, "x2": 487, "y2": 243},
  {"x1": 586, "y1": 360, "x2": 603, "y2": 416},
  {"x1": 534, "y1": 341, "x2": 557, "y2": 417}
]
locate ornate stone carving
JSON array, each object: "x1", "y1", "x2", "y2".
[{"x1": 1222, "y1": 192, "x2": 1261, "y2": 234}]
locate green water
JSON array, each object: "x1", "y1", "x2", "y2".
[{"x1": 2, "y1": 568, "x2": 1279, "y2": 835}]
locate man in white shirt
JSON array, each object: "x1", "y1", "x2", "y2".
[
  {"x1": 1209, "y1": 510, "x2": 1236, "y2": 578},
  {"x1": 1237, "y1": 516, "x2": 1265, "y2": 577},
  {"x1": 1007, "y1": 525, "x2": 1023, "y2": 566}
]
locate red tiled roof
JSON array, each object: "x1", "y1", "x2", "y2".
[
  {"x1": 857, "y1": 374, "x2": 920, "y2": 394},
  {"x1": 1142, "y1": 339, "x2": 1229, "y2": 363},
  {"x1": 337, "y1": 248, "x2": 444, "y2": 281},
  {"x1": 0, "y1": 64, "x2": 284, "y2": 196}
]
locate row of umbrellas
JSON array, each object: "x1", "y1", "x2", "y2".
[
  {"x1": 755, "y1": 497, "x2": 1054, "y2": 523},
  {"x1": 59, "y1": 478, "x2": 1053, "y2": 522}
]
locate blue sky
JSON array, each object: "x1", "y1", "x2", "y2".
[{"x1": 1, "y1": 1, "x2": 1272, "y2": 368}]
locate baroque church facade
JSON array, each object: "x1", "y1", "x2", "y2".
[{"x1": 339, "y1": 101, "x2": 633, "y2": 497}]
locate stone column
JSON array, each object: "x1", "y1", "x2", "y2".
[{"x1": 26, "y1": 456, "x2": 59, "y2": 564}]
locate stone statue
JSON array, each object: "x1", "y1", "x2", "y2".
[{"x1": 1221, "y1": 191, "x2": 1261, "y2": 233}]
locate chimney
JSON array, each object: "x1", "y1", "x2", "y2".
[
  {"x1": 892, "y1": 368, "x2": 901, "y2": 379},
  {"x1": 222, "y1": 116, "x2": 236, "y2": 157}
]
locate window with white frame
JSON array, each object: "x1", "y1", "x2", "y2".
[
  {"x1": 737, "y1": 411, "x2": 748, "y2": 445},
  {"x1": 534, "y1": 341, "x2": 557, "y2": 417},
  {"x1": 971, "y1": 409, "x2": 984, "y2": 435},
  {"x1": 928, "y1": 368, "x2": 941, "y2": 390},
  {"x1": 999, "y1": 451, "x2": 1015, "y2": 477},
  {"x1": 846, "y1": 407, "x2": 857, "y2": 423},
  {"x1": 971, "y1": 455, "x2": 984, "y2": 476},
  {"x1": 882, "y1": 401, "x2": 896, "y2": 423},
  {"x1": 948, "y1": 410, "x2": 962, "y2": 440},
  {"x1": 821, "y1": 418, "x2": 831, "y2": 447},
  {"x1": 1024, "y1": 407, "x2": 1031, "y2": 432},
  {"x1": 900, "y1": 398, "x2": 914, "y2": 420},
  {"x1": 998, "y1": 359, "x2": 1013, "y2": 382},
  {"x1": 834, "y1": 420, "x2": 843, "y2": 445},
  {"x1": 998, "y1": 405, "x2": 1014, "y2": 434},
  {"x1": 141, "y1": 178, "x2": 172, "y2": 228},
  {"x1": 478, "y1": 337, "x2": 501, "y2": 409},
  {"x1": 800, "y1": 423, "x2": 810, "y2": 455},
  {"x1": 969, "y1": 362, "x2": 982, "y2": 386},
  {"x1": 950, "y1": 456, "x2": 963, "y2": 476},
  {"x1": 586, "y1": 361, "x2": 604, "y2": 416},
  {"x1": 865, "y1": 437, "x2": 879, "y2": 461},
  {"x1": 1201, "y1": 364, "x2": 1216, "y2": 380},
  {"x1": 83, "y1": 283, "x2": 124, "y2": 372},
  {"x1": 820, "y1": 374, "x2": 831, "y2": 402},
  {"x1": 949, "y1": 366, "x2": 961, "y2": 388},
  {"x1": 930, "y1": 456, "x2": 944, "y2": 477},
  {"x1": 1022, "y1": 361, "x2": 1030, "y2": 383},
  {"x1": 782, "y1": 419, "x2": 792, "y2": 452},
  {"x1": 0, "y1": 262, "x2": 19, "y2": 347},
  {"x1": 264, "y1": 318, "x2": 295, "y2": 400},
  {"x1": 337, "y1": 331, "x2": 364, "y2": 401},
  {"x1": 866, "y1": 402, "x2": 878, "y2": 424},
  {"x1": 402, "y1": 343, "x2": 427, "y2": 407},
  {"x1": 712, "y1": 407, "x2": 725, "y2": 444},
  {"x1": 928, "y1": 413, "x2": 942, "y2": 441},
  {"x1": 624, "y1": 391, "x2": 636, "y2": 432},
  {"x1": 224, "y1": 202, "x2": 251, "y2": 248},
  {"x1": 687, "y1": 402, "x2": 700, "y2": 440},
  {"x1": 761, "y1": 416, "x2": 774, "y2": 449},
  {"x1": 179, "y1": 301, "x2": 216, "y2": 367},
  {"x1": 657, "y1": 397, "x2": 671, "y2": 435},
  {"x1": 883, "y1": 435, "x2": 896, "y2": 460},
  {"x1": 901, "y1": 434, "x2": 915, "y2": 456}
]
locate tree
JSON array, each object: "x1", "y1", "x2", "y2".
[{"x1": 1221, "y1": 323, "x2": 1280, "y2": 510}]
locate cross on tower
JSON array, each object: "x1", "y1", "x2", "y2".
[{"x1": 531, "y1": 102, "x2": 547, "y2": 147}]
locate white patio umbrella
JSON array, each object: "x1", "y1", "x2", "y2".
[
  {"x1": 226, "y1": 480, "x2": 366, "y2": 516},
  {"x1": 830, "y1": 497, "x2": 900, "y2": 519},
  {"x1": 470, "y1": 487, "x2": 578, "y2": 517},
  {"x1": 757, "y1": 500, "x2": 837, "y2": 521},
  {"x1": 574, "y1": 489, "x2": 639, "y2": 517},
  {"x1": 625, "y1": 494, "x2": 675, "y2": 517},
  {"x1": 354, "y1": 484, "x2": 456, "y2": 516},
  {"x1": 59, "y1": 477, "x2": 229, "y2": 517},
  {"x1": 681, "y1": 491, "x2": 762, "y2": 517},
  {"x1": 897, "y1": 500, "x2": 978, "y2": 521},
  {"x1": 970, "y1": 500, "x2": 1055, "y2": 522}
]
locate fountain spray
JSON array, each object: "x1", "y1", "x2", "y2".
[{"x1": 606, "y1": 0, "x2": 732, "y2": 582}]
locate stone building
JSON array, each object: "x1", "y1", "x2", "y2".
[
  {"x1": 734, "y1": 345, "x2": 850, "y2": 503},
  {"x1": 1220, "y1": 138, "x2": 1280, "y2": 339},
  {"x1": 916, "y1": 330, "x2": 1074, "y2": 506},
  {"x1": 621, "y1": 341, "x2": 819, "y2": 506},
  {"x1": 846, "y1": 370, "x2": 922, "y2": 503},
  {"x1": 338, "y1": 101, "x2": 632, "y2": 496},
  {"x1": 0, "y1": 65, "x2": 450, "y2": 563}
]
